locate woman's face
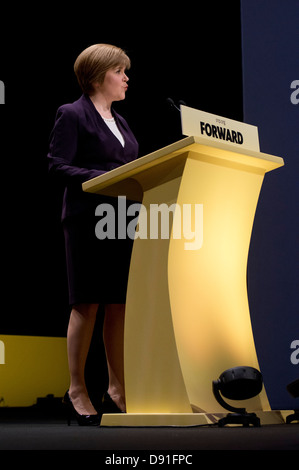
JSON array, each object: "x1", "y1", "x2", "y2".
[{"x1": 98, "y1": 66, "x2": 129, "y2": 102}]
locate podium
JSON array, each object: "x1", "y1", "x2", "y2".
[{"x1": 83, "y1": 130, "x2": 284, "y2": 426}]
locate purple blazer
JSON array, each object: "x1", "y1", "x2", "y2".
[{"x1": 47, "y1": 94, "x2": 139, "y2": 220}]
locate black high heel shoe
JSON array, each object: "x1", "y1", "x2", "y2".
[
  {"x1": 101, "y1": 392, "x2": 126, "y2": 414},
  {"x1": 63, "y1": 391, "x2": 101, "y2": 426}
]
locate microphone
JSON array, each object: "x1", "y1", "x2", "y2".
[
  {"x1": 178, "y1": 99, "x2": 187, "y2": 107},
  {"x1": 166, "y1": 97, "x2": 186, "y2": 112}
]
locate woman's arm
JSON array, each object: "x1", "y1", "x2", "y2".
[{"x1": 47, "y1": 105, "x2": 105, "y2": 185}]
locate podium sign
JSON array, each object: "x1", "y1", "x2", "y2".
[{"x1": 181, "y1": 105, "x2": 260, "y2": 152}]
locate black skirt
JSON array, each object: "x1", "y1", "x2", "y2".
[{"x1": 62, "y1": 207, "x2": 135, "y2": 306}]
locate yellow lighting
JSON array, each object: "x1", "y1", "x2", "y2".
[
  {"x1": 168, "y1": 154, "x2": 270, "y2": 412},
  {"x1": 0, "y1": 335, "x2": 69, "y2": 407}
]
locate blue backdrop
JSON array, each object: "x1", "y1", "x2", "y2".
[{"x1": 241, "y1": 0, "x2": 299, "y2": 409}]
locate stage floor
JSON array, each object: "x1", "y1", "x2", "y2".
[{"x1": 0, "y1": 418, "x2": 298, "y2": 452}]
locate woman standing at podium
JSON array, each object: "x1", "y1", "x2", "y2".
[{"x1": 47, "y1": 44, "x2": 139, "y2": 425}]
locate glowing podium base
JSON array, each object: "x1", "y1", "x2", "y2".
[{"x1": 83, "y1": 136, "x2": 284, "y2": 426}]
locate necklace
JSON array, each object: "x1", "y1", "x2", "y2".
[{"x1": 102, "y1": 116, "x2": 115, "y2": 122}]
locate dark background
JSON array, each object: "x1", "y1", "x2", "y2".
[
  {"x1": 0, "y1": 2, "x2": 243, "y2": 337},
  {"x1": 241, "y1": 0, "x2": 299, "y2": 409}
]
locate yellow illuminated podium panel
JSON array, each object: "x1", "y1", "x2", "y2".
[{"x1": 83, "y1": 135, "x2": 284, "y2": 426}]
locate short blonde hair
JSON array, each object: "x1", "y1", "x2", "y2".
[{"x1": 74, "y1": 44, "x2": 131, "y2": 94}]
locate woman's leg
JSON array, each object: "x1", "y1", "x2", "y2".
[
  {"x1": 67, "y1": 303, "x2": 99, "y2": 415},
  {"x1": 103, "y1": 303, "x2": 126, "y2": 412}
]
